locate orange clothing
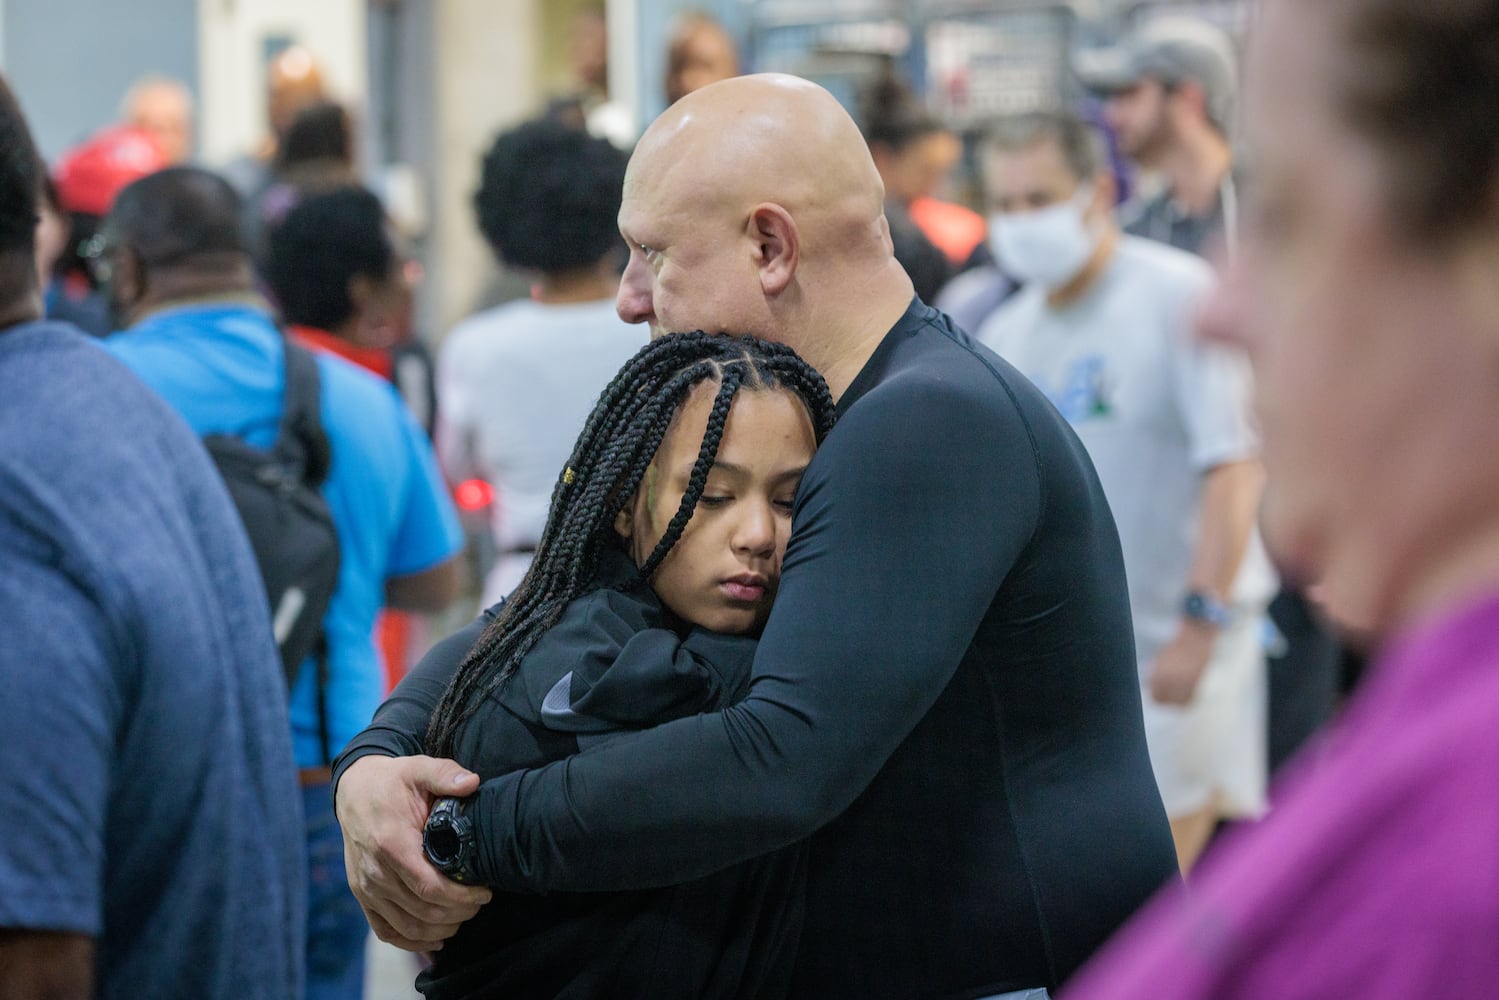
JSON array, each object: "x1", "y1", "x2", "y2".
[{"x1": 909, "y1": 196, "x2": 987, "y2": 267}]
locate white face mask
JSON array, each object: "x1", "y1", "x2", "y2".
[{"x1": 989, "y1": 189, "x2": 1100, "y2": 290}]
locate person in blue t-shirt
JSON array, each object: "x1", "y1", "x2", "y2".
[
  {"x1": 101, "y1": 165, "x2": 465, "y2": 1000},
  {"x1": 0, "y1": 74, "x2": 304, "y2": 999}
]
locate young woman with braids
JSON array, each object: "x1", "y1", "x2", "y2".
[{"x1": 398, "y1": 331, "x2": 837, "y2": 999}]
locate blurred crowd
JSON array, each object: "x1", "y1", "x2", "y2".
[{"x1": 3, "y1": 1, "x2": 1498, "y2": 999}]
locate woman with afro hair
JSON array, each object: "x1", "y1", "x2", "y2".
[{"x1": 436, "y1": 116, "x2": 646, "y2": 607}]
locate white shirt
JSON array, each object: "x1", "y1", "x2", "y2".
[
  {"x1": 978, "y1": 235, "x2": 1275, "y2": 669},
  {"x1": 437, "y1": 297, "x2": 648, "y2": 605}
]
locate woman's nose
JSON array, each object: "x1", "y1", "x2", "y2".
[{"x1": 732, "y1": 502, "x2": 777, "y2": 557}]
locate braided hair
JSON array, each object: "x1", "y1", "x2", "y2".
[{"x1": 426, "y1": 331, "x2": 838, "y2": 758}]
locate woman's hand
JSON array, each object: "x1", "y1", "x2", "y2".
[{"x1": 335, "y1": 755, "x2": 493, "y2": 951}]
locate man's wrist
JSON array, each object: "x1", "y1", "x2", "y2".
[
  {"x1": 1182, "y1": 589, "x2": 1235, "y2": 630},
  {"x1": 329, "y1": 746, "x2": 399, "y2": 808},
  {"x1": 424, "y1": 795, "x2": 481, "y2": 884}
]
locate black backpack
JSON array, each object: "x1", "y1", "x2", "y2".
[{"x1": 204, "y1": 338, "x2": 340, "y2": 690}]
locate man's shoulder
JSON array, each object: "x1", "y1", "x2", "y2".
[
  {"x1": 107, "y1": 303, "x2": 280, "y2": 382},
  {"x1": 313, "y1": 344, "x2": 403, "y2": 405},
  {"x1": 1, "y1": 318, "x2": 111, "y2": 379},
  {"x1": 112, "y1": 301, "x2": 278, "y2": 345},
  {"x1": 313, "y1": 348, "x2": 437, "y2": 458},
  {"x1": 838, "y1": 312, "x2": 1043, "y2": 451},
  {"x1": 1119, "y1": 188, "x2": 1174, "y2": 236},
  {"x1": 975, "y1": 284, "x2": 1042, "y2": 344},
  {"x1": 1111, "y1": 236, "x2": 1216, "y2": 299},
  {"x1": 2, "y1": 322, "x2": 198, "y2": 459}
]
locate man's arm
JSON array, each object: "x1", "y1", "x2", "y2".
[
  {"x1": 1149, "y1": 458, "x2": 1264, "y2": 704},
  {"x1": 457, "y1": 380, "x2": 1037, "y2": 892},
  {"x1": 384, "y1": 554, "x2": 463, "y2": 613},
  {"x1": 0, "y1": 931, "x2": 94, "y2": 999},
  {"x1": 382, "y1": 390, "x2": 467, "y2": 615},
  {"x1": 0, "y1": 535, "x2": 115, "y2": 983},
  {"x1": 1151, "y1": 294, "x2": 1266, "y2": 705}
]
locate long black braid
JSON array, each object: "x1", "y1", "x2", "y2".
[{"x1": 426, "y1": 331, "x2": 838, "y2": 758}]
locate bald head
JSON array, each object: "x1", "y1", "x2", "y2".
[
  {"x1": 615, "y1": 74, "x2": 914, "y2": 391},
  {"x1": 268, "y1": 47, "x2": 327, "y2": 139},
  {"x1": 122, "y1": 76, "x2": 193, "y2": 164},
  {"x1": 631, "y1": 74, "x2": 887, "y2": 255}
]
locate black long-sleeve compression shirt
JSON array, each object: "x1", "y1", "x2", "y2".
[{"x1": 337, "y1": 299, "x2": 1177, "y2": 998}]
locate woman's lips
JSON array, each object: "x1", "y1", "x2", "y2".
[{"x1": 720, "y1": 576, "x2": 768, "y2": 602}]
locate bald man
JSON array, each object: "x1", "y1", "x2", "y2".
[
  {"x1": 333, "y1": 75, "x2": 1175, "y2": 998},
  {"x1": 121, "y1": 75, "x2": 193, "y2": 164}
]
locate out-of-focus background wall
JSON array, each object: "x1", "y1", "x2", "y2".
[{"x1": 0, "y1": 0, "x2": 1245, "y2": 367}]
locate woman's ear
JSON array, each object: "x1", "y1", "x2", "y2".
[
  {"x1": 613, "y1": 502, "x2": 635, "y2": 542},
  {"x1": 747, "y1": 203, "x2": 799, "y2": 297}
]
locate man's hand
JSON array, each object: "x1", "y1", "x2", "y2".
[
  {"x1": 1148, "y1": 624, "x2": 1217, "y2": 706},
  {"x1": 335, "y1": 754, "x2": 493, "y2": 951}
]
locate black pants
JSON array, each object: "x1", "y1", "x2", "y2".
[{"x1": 1265, "y1": 588, "x2": 1342, "y2": 774}]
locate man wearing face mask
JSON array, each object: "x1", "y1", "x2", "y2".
[{"x1": 976, "y1": 110, "x2": 1273, "y2": 874}]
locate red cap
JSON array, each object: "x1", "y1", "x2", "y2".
[{"x1": 53, "y1": 125, "x2": 169, "y2": 217}]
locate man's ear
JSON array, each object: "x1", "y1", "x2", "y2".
[
  {"x1": 346, "y1": 273, "x2": 397, "y2": 348},
  {"x1": 111, "y1": 247, "x2": 146, "y2": 308},
  {"x1": 747, "y1": 203, "x2": 799, "y2": 297},
  {"x1": 347, "y1": 272, "x2": 375, "y2": 318}
]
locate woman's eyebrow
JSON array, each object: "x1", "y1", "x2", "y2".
[{"x1": 707, "y1": 460, "x2": 809, "y2": 481}]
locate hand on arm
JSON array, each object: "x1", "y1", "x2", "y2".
[
  {"x1": 1149, "y1": 459, "x2": 1264, "y2": 705},
  {"x1": 336, "y1": 755, "x2": 491, "y2": 950},
  {"x1": 331, "y1": 615, "x2": 491, "y2": 949}
]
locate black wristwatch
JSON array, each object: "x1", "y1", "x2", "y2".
[
  {"x1": 1182, "y1": 589, "x2": 1235, "y2": 629},
  {"x1": 423, "y1": 796, "x2": 480, "y2": 884}
]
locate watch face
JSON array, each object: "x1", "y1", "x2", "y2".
[
  {"x1": 423, "y1": 797, "x2": 474, "y2": 880},
  {"x1": 425, "y1": 819, "x2": 462, "y2": 865}
]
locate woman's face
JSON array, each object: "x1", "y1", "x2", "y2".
[{"x1": 615, "y1": 381, "x2": 817, "y2": 634}]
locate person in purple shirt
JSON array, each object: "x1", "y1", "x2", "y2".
[{"x1": 1065, "y1": 0, "x2": 1499, "y2": 996}]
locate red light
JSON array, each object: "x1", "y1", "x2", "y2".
[{"x1": 454, "y1": 479, "x2": 494, "y2": 511}]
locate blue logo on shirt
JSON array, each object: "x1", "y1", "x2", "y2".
[{"x1": 1038, "y1": 355, "x2": 1114, "y2": 424}]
